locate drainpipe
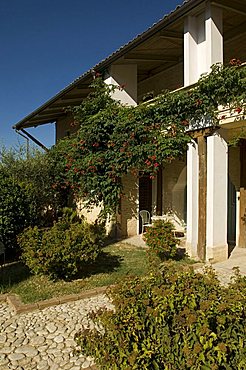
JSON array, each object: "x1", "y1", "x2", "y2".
[
  {"x1": 15, "y1": 129, "x2": 49, "y2": 153},
  {"x1": 15, "y1": 130, "x2": 30, "y2": 159}
]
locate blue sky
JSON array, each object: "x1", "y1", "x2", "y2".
[{"x1": 0, "y1": 0, "x2": 183, "y2": 149}]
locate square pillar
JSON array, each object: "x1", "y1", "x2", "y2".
[
  {"x1": 104, "y1": 64, "x2": 138, "y2": 236},
  {"x1": 104, "y1": 64, "x2": 137, "y2": 106},
  {"x1": 205, "y1": 3, "x2": 223, "y2": 70},
  {"x1": 184, "y1": 3, "x2": 223, "y2": 86},
  {"x1": 186, "y1": 140, "x2": 199, "y2": 257},
  {"x1": 206, "y1": 134, "x2": 228, "y2": 261}
]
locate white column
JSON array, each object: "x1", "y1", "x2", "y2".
[
  {"x1": 104, "y1": 64, "x2": 137, "y2": 106},
  {"x1": 184, "y1": 1, "x2": 224, "y2": 258},
  {"x1": 186, "y1": 141, "x2": 199, "y2": 257},
  {"x1": 205, "y1": 3, "x2": 223, "y2": 70},
  {"x1": 184, "y1": 3, "x2": 223, "y2": 86},
  {"x1": 206, "y1": 134, "x2": 228, "y2": 261},
  {"x1": 104, "y1": 64, "x2": 139, "y2": 236},
  {"x1": 184, "y1": 15, "x2": 199, "y2": 86}
]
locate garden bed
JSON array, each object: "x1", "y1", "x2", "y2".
[{"x1": 0, "y1": 243, "x2": 148, "y2": 304}]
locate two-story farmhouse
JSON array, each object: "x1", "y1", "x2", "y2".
[{"x1": 13, "y1": 0, "x2": 246, "y2": 262}]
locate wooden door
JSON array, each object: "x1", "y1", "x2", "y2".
[
  {"x1": 239, "y1": 140, "x2": 246, "y2": 247},
  {"x1": 139, "y1": 175, "x2": 152, "y2": 233},
  {"x1": 227, "y1": 176, "x2": 236, "y2": 249}
]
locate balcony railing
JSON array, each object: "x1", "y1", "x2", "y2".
[{"x1": 143, "y1": 62, "x2": 246, "y2": 131}]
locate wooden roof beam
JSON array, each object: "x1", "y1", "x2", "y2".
[
  {"x1": 138, "y1": 60, "x2": 183, "y2": 84},
  {"x1": 211, "y1": 0, "x2": 246, "y2": 16},
  {"x1": 124, "y1": 53, "x2": 179, "y2": 63},
  {"x1": 75, "y1": 85, "x2": 93, "y2": 92},
  {"x1": 159, "y1": 30, "x2": 183, "y2": 40},
  {"x1": 224, "y1": 22, "x2": 246, "y2": 43},
  {"x1": 51, "y1": 102, "x2": 82, "y2": 108},
  {"x1": 34, "y1": 113, "x2": 66, "y2": 120},
  {"x1": 25, "y1": 119, "x2": 56, "y2": 126},
  {"x1": 60, "y1": 93, "x2": 88, "y2": 101},
  {"x1": 45, "y1": 107, "x2": 67, "y2": 113}
]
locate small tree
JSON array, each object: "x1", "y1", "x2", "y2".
[
  {"x1": 0, "y1": 173, "x2": 30, "y2": 252},
  {"x1": 0, "y1": 145, "x2": 69, "y2": 255},
  {"x1": 0, "y1": 145, "x2": 69, "y2": 225}
]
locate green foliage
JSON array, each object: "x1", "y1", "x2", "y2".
[
  {"x1": 0, "y1": 243, "x2": 148, "y2": 303},
  {"x1": 0, "y1": 145, "x2": 69, "y2": 227},
  {"x1": 143, "y1": 220, "x2": 179, "y2": 263},
  {"x1": 0, "y1": 145, "x2": 70, "y2": 254},
  {"x1": 51, "y1": 77, "x2": 192, "y2": 215},
  {"x1": 18, "y1": 213, "x2": 106, "y2": 280},
  {"x1": 50, "y1": 63, "x2": 246, "y2": 217},
  {"x1": 0, "y1": 173, "x2": 30, "y2": 250},
  {"x1": 75, "y1": 266, "x2": 246, "y2": 369}
]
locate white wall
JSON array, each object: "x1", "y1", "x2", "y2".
[
  {"x1": 206, "y1": 133, "x2": 228, "y2": 261},
  {"x1": 104, "y1": 64, "x2": 137, "y2": 106},
  {"x1": 184, "y1": 4, "x2": 223, "y2": 86}
]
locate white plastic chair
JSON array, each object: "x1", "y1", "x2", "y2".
[{"x1": 139, "y1": 210, "x2": 152, "y2": 234}]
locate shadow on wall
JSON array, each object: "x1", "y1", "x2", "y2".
[
  {"x1": 163, "y1": 160, "x2": 187, "y2": 227},
  {"x1": 119, "y1": 173, "x2": 139, "y2": 238},
  {"x1": 172, "y1": 165, "x2": 187, "y2": 225}
]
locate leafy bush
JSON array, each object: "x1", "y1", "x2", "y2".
[
  {"x1": 18, "y1": 214, "x2": 106, "y2": 279},
  {"x1": 143, "y1": 220, "x2": 179, "y2": 263},
  {"x1": 0, "y1": 145, "x2": 72, "y2": 257},
  {"x1": 0, "y1": 173, "x2": 30, "y2": 251},
  {"x1": 0, "y1": 145, "x2": 70, "y2": 228},
  {"x1": 75, "y1": 266, "x2": 246, "y2": 369}
]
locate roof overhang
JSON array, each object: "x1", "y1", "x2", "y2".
[
  {"x1": 13, "y1": 0, "x2": 204, "y2": 131},
  {"x1": 13, "y1": 0, "x2": 246, "y2": 131}
]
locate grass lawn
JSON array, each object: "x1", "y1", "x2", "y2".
[{"x1": 0, "y1": 242, "x2": 149, "y2": 304}]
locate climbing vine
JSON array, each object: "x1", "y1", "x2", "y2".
[{"x1": 49, "y1": 61, "x2": 246, "y2": 216}]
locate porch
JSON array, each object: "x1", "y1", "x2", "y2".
[
  {"x1": 121, "y1": 234, "x2": 246, "y2": 285},
  {"x1": 134, "y1": 125, "x2": 246, "y2": 263}
]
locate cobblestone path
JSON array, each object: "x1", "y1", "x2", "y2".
[{"x1": 0, "y1": 294, "x2": 112, "y2": 370}]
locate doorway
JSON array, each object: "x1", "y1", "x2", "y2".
[
  {"x1": 227, "y1": 175, "x2": 236, "y2": 253},
  {"x1": 139, "y1": 175, "x2": 152, "y2": 233}
]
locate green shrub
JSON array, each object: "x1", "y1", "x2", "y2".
[
  {"x1": 143, "y1": 220, "x2": 179, "y2": 263},
  {"x1": 18, "y1": 215, "x2": 105, "y2": 279},
  {"x1": 0, "y1": 144, "x2": 70, "y2": 230},
  {"x1": 0, "y1": 174, "x2": 30, "y2": 252},
  {"x1": 75, "y1": 266, "x2": 246, "y2": 369}
]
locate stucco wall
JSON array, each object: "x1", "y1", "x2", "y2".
[
  {"x1": 163, "y1": 159, "x2": 187, "y2": 225},
  {"x1": 77, "y1": 200, "x2": 117, "y2": 237},
  {"x1": 77, "y1": 201, "x2": 101, "y2": 224},
  {"x1": 56, "y1": 114, "x2": 79, "y2": 141},
  {"x1": 138, "y1": 63, "x2": 183, "y2": 101},
  {"x1": 75, "y1": 172, "x2": 139, "y2": 238},
  {"x1": 77, "y1": 173, "x2": 139, "y2": 238},
  {"x1": 105, "y1": 64, "x2": 138, "y2": 106},
  {"x1": 120, "y1": 173, "x2": 138, "y2": 237}
]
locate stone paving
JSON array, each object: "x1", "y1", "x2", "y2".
[
  {"x1": 194, "y1": 247, "x2": 246, "y2": 285},
  {"x1": 0, "y1": 294, "x2": 113, "y2": 370},
  {"x1": 1, "y1": 246, "x2": 246, "y2": 370}
]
